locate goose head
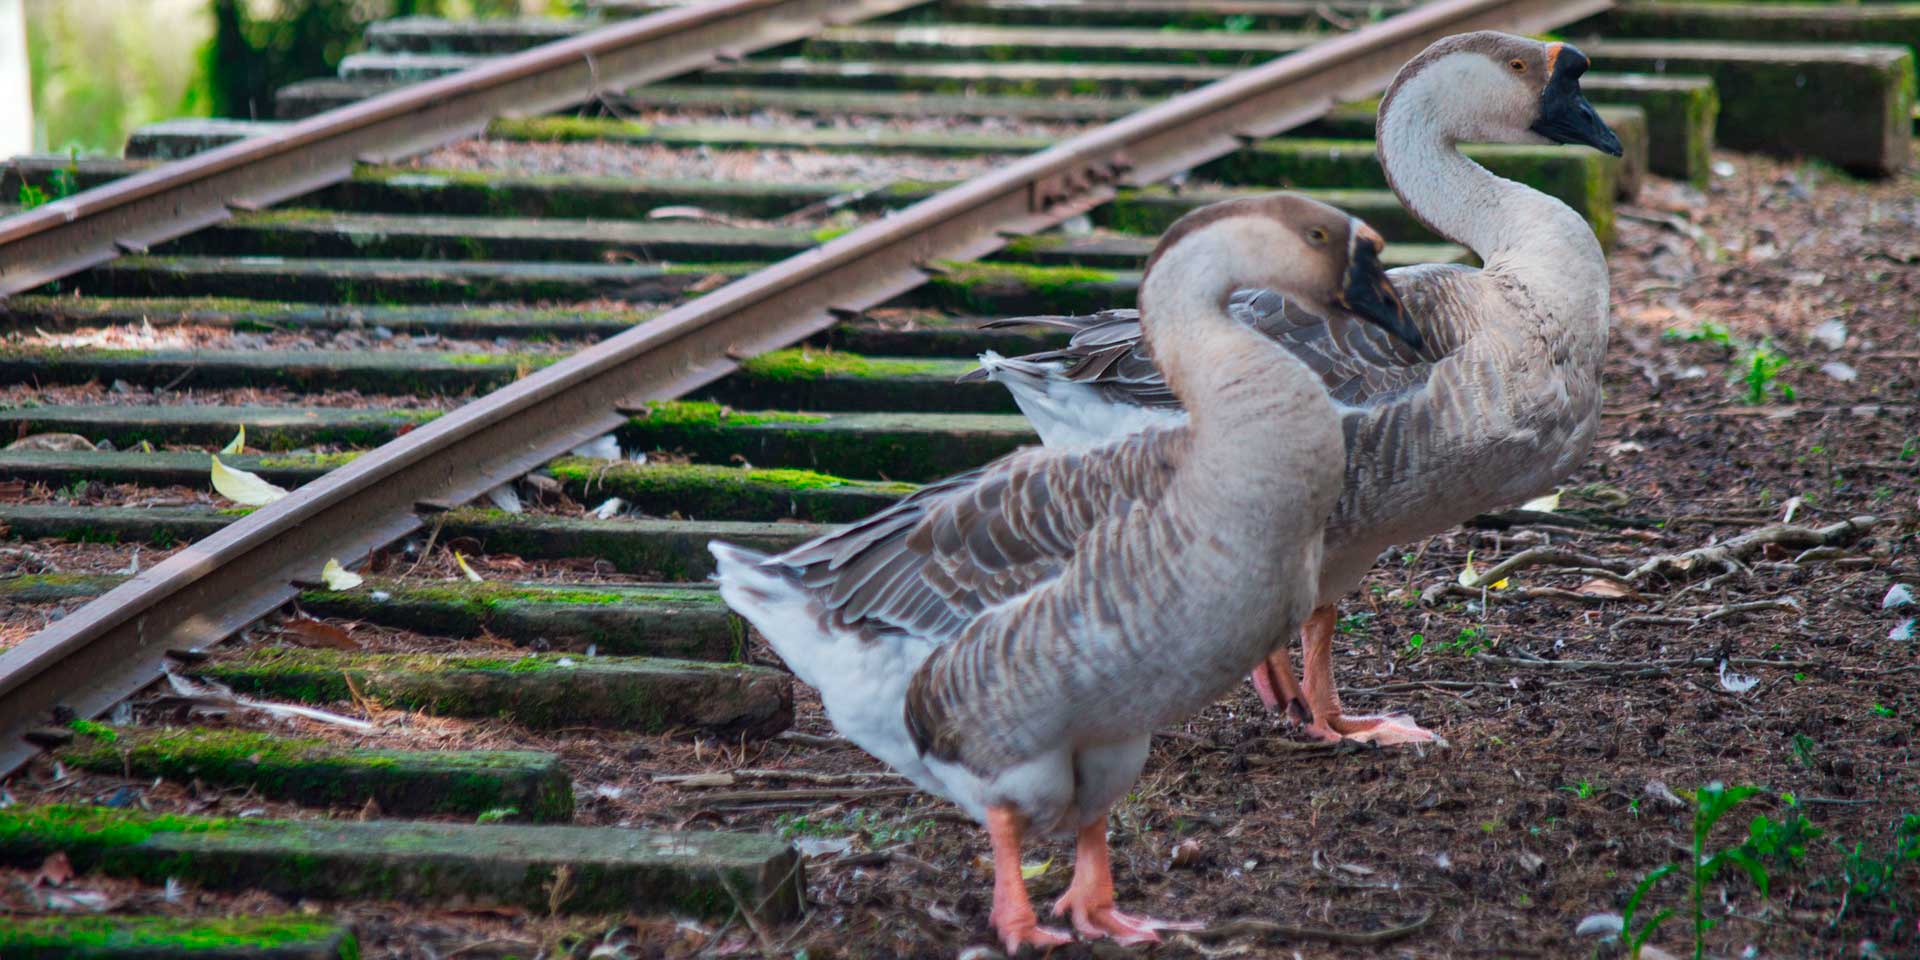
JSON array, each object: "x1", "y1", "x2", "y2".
[
  {"x1": 1144, "y1": 194, "x2": 1422, "y2": 351},
  {"x1": 1384, "y1": 31, "x2": 1622, "y2": 158}
]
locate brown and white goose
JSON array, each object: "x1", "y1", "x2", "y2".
[
  {"x1": 710, "y1": 195, "x2": 1418, "y2": 952},
  {"x1": 963, "y1": 32, "x2": 1622, "y2": 744}
]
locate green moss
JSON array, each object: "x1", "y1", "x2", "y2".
[
  {"x1": 808, "y1": 225, "x2": 853, "y2": 244},
  {"x1": 738, "y1": 349, "x2": 943, "y2": 382},
  {"x1": 545, "y1": 456, "x2": 916, "y2": 522},
  {"x1": 0, "y1": 915, "x2": 345, "y2": 953},
  {"x1": 927, "y1": 260, "x2": 1121, "y2": 313},
  {"x1": 632, "y1": 400, "x2": 826, "y2": 432},
  {"x1": 0, "y1": 805, "x2": 232, "y2": 854},
  {"x1": 255, "y1": 451, "x2": 362, "y2": 469},
  {"x1": 67, "y1": 718, "x2": 117, "y2": 743},
  {"x1": 441, "y1": 351, "x2": 554, "y2": 367},
  {"x1": 488, "y1": 115, "x2": 652, "y2": 142}
]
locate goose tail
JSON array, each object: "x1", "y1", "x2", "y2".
[{"x1": 708, "y1": 541, "x2": 935, "y2": 783}]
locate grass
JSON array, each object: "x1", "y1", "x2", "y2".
[{"x1": 1663, "y1": 321, "x2": 1796, "y2": 405}]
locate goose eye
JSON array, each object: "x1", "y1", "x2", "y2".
[
  {"x1": 1305, "y1": 227, "x2": 1329, "y2": 246},
  {"x1": 1508, "y1": 58, "x2": 1527, "y2": 73}
]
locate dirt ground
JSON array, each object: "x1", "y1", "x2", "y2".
[{"x1": 4, "y1": 152, "x2": 1917, "y2": 959}]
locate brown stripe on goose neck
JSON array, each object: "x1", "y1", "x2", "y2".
[
  {"x1": 1375, "y1": 31, "x2": 1539, "y2": 241},
  {"x1": 1141, "y1": 194, "x2": 1320, "y2": 281}
]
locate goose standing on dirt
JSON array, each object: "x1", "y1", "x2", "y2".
[
  {"x1": 963, "y1": 32, "x2": 1623, "y2": 745},
  {"x1": 711, "y1": 195, "x2": 1420, "y2": 952}
]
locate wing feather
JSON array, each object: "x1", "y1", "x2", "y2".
[{"x1": 763, "y1": 428, "x2": 1190, "y2": 648}]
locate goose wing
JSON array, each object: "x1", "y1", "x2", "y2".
[
  {"x1": 768, "y1": 425, "x2": 1190, "y2": 646},
  {"x1": 966, "y1": 264, "x2": 1474, "y2": 411}
]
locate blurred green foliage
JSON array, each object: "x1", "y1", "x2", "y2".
[{"x1": 27, "y1": 0, "x2": 577, "y2": 156}]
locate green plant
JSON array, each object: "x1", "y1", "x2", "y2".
[
  {"x1": 1618, "y1": 783, "x2": 1775, "y2": 959},
  {"x1": 1835, "y1": 814, "x2": 1920, "y2": 926},
  {"x1": 1790, "y1": 733, "x2": 1817, "y2": 769},
  {"x1": 1336, "y1": 611, "x2": 1374, "y2": 636},
  {"x1": 1745, "y1": 796, "x2": 1820, "y2": 869},
  {"x1": 1664, "y1": 321, "x2": 1735, "y2": 349},
  {"x1": 474, "y1": 807, "x2": 518, "y2": 824},
  {"x1": 1738, "y1": 341, "x2": 1794, "y2": 405},
  {"x1": 775, "y1": 810, "x2": 930, "y2": 845},
  {"x1": 1560, "y1": 780, "x2": 1595, "y2": 800},
  {"x1": 1442, "y1": 626, "x2": 1486, "y2": 656},
  {"x1": 1621, "y1": 864, "x2": 1677, "y2": 959},
  {"x1": 1221, "y1": 13, "x2": 1257, "y2": 32},
  {"x1": 1662, "y1": 322, "x2": 1795, "y2": 404}
]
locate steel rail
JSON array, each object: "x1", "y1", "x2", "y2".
[
  {"x1": 0, "y1": 0, "x2": 1611, "y2": 776},
  {"x1": 0, "y1": 0, "x2": 926, "y2": 296}
]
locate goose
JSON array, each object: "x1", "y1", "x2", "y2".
[
  {"x1": 962, "y1": 32, "x2": 1622, "y2": 745},
  {"x1": 711, "y1": 194, "x2": 1420, "y2": 952}
]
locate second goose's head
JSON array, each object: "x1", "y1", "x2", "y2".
[
  {"x1": 1143, "y1": 194, "x2": 1422, "y2": 351},
  {"x1": 1381, "y1": 31, "x2": 1622, "y2": 157}
]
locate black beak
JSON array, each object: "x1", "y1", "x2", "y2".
[
  {"x1": 1528, "y1": 45, "x2": 1623, "y2": 157},
  {"x1": 1337, "y1": 236, "x2": 1422, "y2": 352}
]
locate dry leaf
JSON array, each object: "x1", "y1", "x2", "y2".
[
  {"x1": 320, "y1": 558, "x2": 364, "y2": 591},
  {"x1": 1519, "y1": 490, "x2": 1561, "y2": 512},
  {"x1": 1019, "y1": 857, "x2": 1052, "y2": 880},
  {"x1": 33, "y1": 851, "x2": 74, "y2": 887},
  {"x1": 281, "y1": 617, "x2": 357, "y2": 650},
  {"x1": 210, "y1": 455, "x2": 287, "y2": 506},
  {"x1": 220, "y1": 425, "x2": 246, "y2": 455},
  {"x1": 1457, "y1": 551, "x2": 1509, "y2": 590},
  {"x1": 1575, "y1": 578, "x2": 1632, "y2": 599},
  {"x1": 454, "y1": 551, "x2": 484, "y2": 582},
  {"x1": 1169, "y1": 839, "x2": 1204, "y2": 870}
]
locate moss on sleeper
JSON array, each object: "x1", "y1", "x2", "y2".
[
  {"x1": 0, "y1": 915, "x2": 350, "y2": 955},
  {"x1": 489, "y1": 115, "x2": 652, "y2": 142},
  {"x1": 56, "y1": 724, "x2": 573, "y2": 821},
  {"x1": 546, "y1": 456, "x2": 916, "y2": 522},
  {"x1": 255, "y1": 451, "x2": 362, "y2": 469},
  {"x1": 632, "y1": 400, "x2": 826, "y2": 433},
  {"x1": 927, "y1": 260, "x2": 1122, "y2": 313},
  {"x1": 737, "y1": 349, "x2": 945, "y2": 383},
  {"x1": 0, "y1": 804, "x2": 234, "y2": 855}
]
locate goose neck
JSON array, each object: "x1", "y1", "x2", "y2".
[{"x1": 1377, "y1": 81, "x2": 1604, "y2": 286}]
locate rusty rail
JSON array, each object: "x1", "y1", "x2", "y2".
[
  {"x1": 0, "y1": 0, "x2": 926, "y2": 295},
  {"x1": 0, "y1": 0, "x2": 1612, "y2": 776}
]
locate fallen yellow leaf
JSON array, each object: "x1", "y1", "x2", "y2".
[
  {"x1": 454, "y1": 551, "x2": 484, "y2": 583},
  {"x1": 321, "y1": 558, "x2": 364, "y2": 591},
  {"x1": 1519, "y1": 489, "x2": 1560, "y2": 512},
  {"x1": 220, "y1": 425, "x2": 246, "y2": 455},
  {"x1": 1458, "y1": 551, "x2": 1509, "y2": 590},
  {"x1": 1020, "y1": 857, "x2": 1052, "y2": 880},
  {"x1": 210, "y1": 455, "x2": 287, "y2": 506}
]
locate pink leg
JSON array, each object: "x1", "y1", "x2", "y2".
[
  {"x1": 1298, "y1": 606, "x2": 1438, "y2": 745},
  {"x1": 1051, "y1": 818, "x2": 1203, "y2": 945},
  {"x1": 986, "y1": 807, "x2": 1071, "y2": 954},
  {"x1": 1249, "y1": 636, "x2": 1308, "y2": 719}
]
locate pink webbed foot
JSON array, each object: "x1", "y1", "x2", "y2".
[
  {"x1": 1051, "y1": 893, "x2": 1203, "y2": 945},
  {"x1": 1301, "y1": 711, "x2": 1440, "y2": 746},
  {"x1": 991, "y1": 911, "x2": 1073, "y2": 955}
]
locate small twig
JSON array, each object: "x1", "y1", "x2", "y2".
[
  {"x1": 687, "y1": 786, "x2": 916, "y2": 806},
  {"x1": 403, "y1": 513, "x2": 446, "y2": 577},
  {"x1": 775, "y1": 730, "x2": 852, "y2": 749},
  {"x1": 1190, "y1": 909, "x2": 1433, "y2": 946},
  {"x1": 823, "y1": 844, "x2": 942, "y2": 875},
  {"x1": 655, "y1": 768, "x2": 907, "y2": 787},
  {"x1": 718, "y1": 874, "x2": 781, "y2": 957}
]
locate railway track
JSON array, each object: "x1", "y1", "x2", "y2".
[{"x1": 1, "y1": 0, "x2": 1914, "y2": 955}]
